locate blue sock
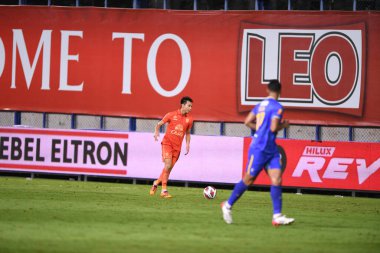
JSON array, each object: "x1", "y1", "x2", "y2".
[
  {"x1": 227, "y1": 180, "x2": 248, "y2": 207},
  {"x1": 270, "y1": 185, "x2": 282, "y2": 215}
]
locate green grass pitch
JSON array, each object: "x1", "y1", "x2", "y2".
[{"x1": 0, "y1": 177, "x2": 379, "y2": 253}]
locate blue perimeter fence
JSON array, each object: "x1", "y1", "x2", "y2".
[
  {"x1": 0, "y1": 111, "x2": 379, "y2": 143},
  {"x1": 4, "y1": 0, "x2": 380, "y2": 11}
]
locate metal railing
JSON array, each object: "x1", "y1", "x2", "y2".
[
  {"x1": 1, "y1": 111, "x2": 379, "y2": 142},
  {"x1": 6, "y1": 0, "x2": 379, "y2": 11}
]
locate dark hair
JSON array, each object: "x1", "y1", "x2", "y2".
[
  {"x1": 181, "y1": 96, "x2": 193, "y2": 105},
  {"x1": 268, "y1": 80, "x2": 281, "y2": 93}
]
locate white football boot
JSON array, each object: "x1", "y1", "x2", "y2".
[
  {"x1": 272, "y1": 214, "x2": 295, "y2": 226},
  {"x1": 221, "y1": 201, "x2": 233, "y2": 224}
]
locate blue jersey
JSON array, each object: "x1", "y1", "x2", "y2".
[{"x1": 251, "y1": 98, "x2": 283, "y2": 154}]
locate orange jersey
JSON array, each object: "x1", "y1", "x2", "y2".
[{"x1": 161, "y1": 109, "x2": 193, "y2": 151}]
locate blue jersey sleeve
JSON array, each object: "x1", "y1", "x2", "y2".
[
  {"x1": 271, "y1": 105, "x2": 283, "y2": 121},
  {"x1": 252, "y1": 105, "x2": 258, "y2": 115}
]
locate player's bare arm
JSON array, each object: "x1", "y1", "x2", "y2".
[
  {"x1": 154, "y1": 120, "x2": 165, "y2": 141},
  {"x1": 270, "y1": 118, "x2": 289, "y2": 132},
  {"x1": 244, "y1": 112, "x2": 256, "y2": 130},
  {"x1": 184, "y1": 129, "x2": 191, "y2": 155}
]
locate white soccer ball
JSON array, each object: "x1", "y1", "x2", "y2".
[{"x1": 203, "y1": 186, "x2": 217, "y2": 199}]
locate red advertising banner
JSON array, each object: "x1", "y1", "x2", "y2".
[
  {"x1": 243, "y1": 138, "x2": 380, "y2": 191},
  {"x1": 0, "y1": 7, "x2": 379, "y2": 126}
]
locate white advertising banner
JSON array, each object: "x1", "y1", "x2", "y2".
[
  {"x1": 0, "y1": 128, "x2": 244, "y2": 183},
  {"x1": 127, "y1": 132, "x2": 243, "y2": 183},
  {"x1": 0, "y1": 127, "x2": 129, "y2": 176}
]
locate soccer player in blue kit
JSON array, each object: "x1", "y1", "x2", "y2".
[{"x1": 221, "y1": 80, "x2": 295, "y2": 226}]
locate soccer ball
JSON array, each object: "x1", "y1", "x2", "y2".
[{"x1": 203, "y1": 186, "x2": 217, "y2": 199}]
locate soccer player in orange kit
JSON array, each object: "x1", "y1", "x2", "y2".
[{"x1": 150, "y1": 96, "x2": 193, "y2": 198}]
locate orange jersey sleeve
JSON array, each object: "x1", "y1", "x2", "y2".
[{"x1": 162, "y1": 111, "x2": 176, "y2": 124}]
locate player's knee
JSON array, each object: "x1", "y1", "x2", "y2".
[
  {"x1": 243, "y1": 174, "x2": 254, "y2": 185},
  {"x1": 271, "y1": 177, "x2": 282, "y2": 186},
  {"x1": 164, "y1": 161, "x2": 172, "y2": 170}
]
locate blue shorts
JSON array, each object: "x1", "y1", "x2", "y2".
[{"x1": 245, "y1": 148, "x2": 281, "y2": 177}]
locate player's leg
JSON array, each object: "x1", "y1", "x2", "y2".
[
  {"x1": 221, "y1": 172, "x2": 255, "y2": 224},
  {"x1": 160, "y1": 149, "x2": 179, "y2": 198},
  {"x1": 267, "y1": 153, "x2": 294, "y2": 226},
  {"x1": 268, "y1": 168, "x2": 282, "y2": 216},
  {"x1": 150, "y1": 145, "x2": 172, "y2": 196},
  {"x1": 225, "y1": 170, "x2": 255, "y2": 208},
  {"x1": 154, "y1": 170, "x2": 165, "y2": 186},
  {"x1": 152, "y1": 155, "x2": 177, "y2": 186},
  {"x1": 160, "y1": 146, "x2": 180, "y2": 198},
  {"x1": 150, "y1": 173, "x2": 162, "y2": 195},
  {"x1": 221, "y1": 149, "x2": 263, "y2": 224},
  {"x1": 160, "y1": 158, "x2": 173, "y2": 198}
]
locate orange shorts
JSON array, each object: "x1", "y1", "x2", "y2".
[{"x1": 162, "y1": 144, "x2": 181, "y2": 165}]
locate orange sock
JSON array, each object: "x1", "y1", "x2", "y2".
[
  {"x1": 154, "y1": 169, "x2": 166, "y2": 185},
  {"x1": 162, "y1": 170, "x2": 170, "y2": 191}
]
